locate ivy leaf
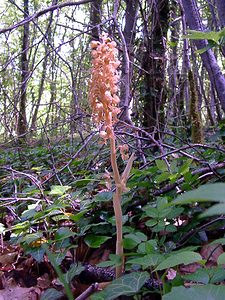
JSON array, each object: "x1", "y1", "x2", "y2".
[
  {"x1": 217, "y1": 253, "x2": 225, "y2": 265},
  {"x1": 40, "y1": 288, "x2": 64, "y2": 300},
  {"x1": 162, "y1": 285, "x2": 225, "y2": 300},
  {"x1": 84, "y1": 235, "x2": 111, "y2": 248},
  {"x1": 200, "y1": 203, "x2": 225, "y2": 217},
  {"x1": 154, "y1": 251, "x2": 202, "y2": 271},
  {"x1": 155, "y1": 159, "x2": 168, "y2": 172},
  {"x1": 127, "y1": 254, "x2": 163, "y2": 269},
  {"x1": 92, "y1": 272, "x2": 149, "y2": 300},
  {"x1": 173, "y1": 183, "x2": 225, "y2": 205},
  {"x1": 49, "y1": 185, "x2": 71, "y2": 196},
  {"x1": 62, "y1": 263, "x2": 85, "y2": 283},
  {"x1": 182, "y1": 268, "x2": 209, "y2": 284},
  {"x1": 55, "y1": 227, "x2": 76, "y2": 241}
]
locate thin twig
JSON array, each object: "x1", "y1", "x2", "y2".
[{"x1": 75, "y1": 283, "x2": 99, "y2": 300}]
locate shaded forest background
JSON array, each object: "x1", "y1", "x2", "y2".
[{"x1": 0, "y1": 0, "x2": 225, "y2": 299}]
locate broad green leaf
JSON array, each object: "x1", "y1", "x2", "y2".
[
  {"x1": 178, "y1": 159, "x2": 193, "y2": 175},
  {"x1": 19, "y1": 232, "x2": 43, "y2": 244},
  {"x1": 144, "y1": 207, "x2": 158, "y2": 218},
  {"x1": 73, "y1": 178, "x2": 99, "y2": 188},
  {"x1": 40, "y1": 288, "x2": 64, "y2": 300},
  {"x1": 173, "y1": 183, "x2": 225, "y2": 205},
  {"x1": 62, "y1": 263, "x2": 85, "y2": 283},
  {"x1": 209, "y1": 238, "x2": 225, "y2": 246},
  {"x1": 55, "y1": 227, "x2": 76, "y2": 241},
  {"x1": 145, "y1": 219, "x2": 158, "y2": 227},
  {"x1": 166, "y1": 207, "x2": 184, "y2": 219},
  {"x1": 209, "y1": 267, "x2": 225, "y2": 284},
  {"x1": 155, "y1": 159, "x2": 168, "y2": 172},
  {"x1": 137, "y1": 240, "x2": 158, "y2": 254},
  {"x1": 84, "y1": 235, "x2": 111, "y2": 248},
  {"x1": 182, "y1": 268, "x2": 209, "y2": 284},
  {"x1": 49, "y1": 185, "x2": 71, "y2": 196},
  {"x1": 123, "y1": 232, "x2": 147, "y2": 249},
  {"x1": 162, "y1": 285, "x2": 225, "y2": 300},
  {"x1": 127, "y1": 254, "x2": 163, "y2": 269},
  {"x1": 200, "y1": 203, "x2": 225, "y2": 217},
  {"x1": 97, "y1": 272, "x2": 149, "y2": 300},
  {"x1": 217, "y1": 253, "x2": 225, "y2": 265},
  {"x1": 94, "y1": 191, "x2": 113, "y2": 202},
  {"x1": 26, "y1": 247, "x2": 45, "y2": 262},
  {"x1": 154, "y1": 251, "x2": 202, "y2": 271},
  {"x1": 123, "y1": 237, "x2": 139, "y2": 249},
  {"x1": 185, "y1": 29, "x2": 221, "y2": 43},
  {"x1": 69, "y1": 210, "x2": 88, "y2": 222},
  {"x1": 98, "y1": 254, "x2": 121, "y2": 268},
  {"x1": 155, "y1": 172, "x2": 170, "y2": 184}
]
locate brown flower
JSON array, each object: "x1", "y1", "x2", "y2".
[{"x1": 89, "y1": 33, "x2": 121, "y2": 141}]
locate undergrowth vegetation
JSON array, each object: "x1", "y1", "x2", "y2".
[{"x1": 0, "y1": 126, "x2": 225, "y2": 299}]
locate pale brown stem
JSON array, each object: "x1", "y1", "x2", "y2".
[
  {"x1": 109, "y1": 135, "x2": 124, "y2": 278},
  {"x1": 113, "y1": 187, "x2": 123, "y2": 278}
]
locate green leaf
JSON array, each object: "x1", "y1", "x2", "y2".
[
  {"x1": 127, "y1": 254, "x2": 164, "y2": 269},
  {"x1": 49, "y1": 185, "x2": 71, "y2": 196},
  {"x1": 98, "y1": 254, "x2": 121, "y2": 268},
  {"x1": 209, "y1": 267, "x2": 225, "y2": 284},
  {"x1": 19, "y1": 232, "x2": 43, "y2": 244},
  {"x1": 40, "y1": 288, "x2": 64, "y2": 300},
  {"x1": 154, "y1": 251, "x2": 202, "y2": 271},
  {"x1": 145, "y1": 219, "x2": 158, "y2": 227},
  {"x1": 137, "y1": 240, "x2": 158, "y2": 254},
  {"x1": 217, "y1": 253, "x2": 225, "y2": 265},
  {"x1": 155, "y1": 172, "x2": 170, "y2": 184},
  {"x1": 26, "y1": 247, "x2": 45, "y2": 262},
  {"x1": 182, "y1": 268, "x2": 209, "y2": 284},
  {"x1": 123, "y1": 237, "x2": 139, "y2": 250},
  {"x1": 155, "y1": 160, "x2": 168, "y2": 172},
  {"x1": 209, "y1": 238, "x2": 225, "y2": 246},
  {"x1": 162, "y1": 285, "x2": 225, "y2": 300},
  {"x1": 185, "y1": 29, "x2": 221, "y2": 43},
  {"x1": 94, "y1": 191, "x2": 113, "y2": 202},
  {"x1": 97, "y1": 272, "x2": 149, "y2": 300},
  {"x1": 55, "y1": 227, "x2": 76, "y2": 241},
  {"x1": 178, "y1": 159, "x2": 193, "y2": 175},
  {"x1": 69, "y1": 210, "x2": 88, "y2": 222},
  {"x1": 173, "y1": 183, "x2": 225, "y2": 205},
  {"x1": 62, "y1": 263, "x2": 85, "y2": 283},
  {"x1": 123, "y1": 232, "x2": 147, "y2": 250},
  {"x1": 84, "y1": 235, "x2": 111, "y2": 248},
  {"x1": 144, "y1": 207, "x2": 158, "y2": 218},
  {"x1": 73, "y1": 178, "x2": 99, "y2": 188},
  {"x1": 200, "y1": 203, "x2": 225, "y2": 217}
]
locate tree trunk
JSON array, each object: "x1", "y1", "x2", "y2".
[
  {"x1": 215, "y1": 0, "x2": 225, "y2": 27},
  {"x1": 31, "y1": 0, "x2": 57, "y2": 130},
  {"x1": 119, "y1": 0, "x2": 138, "y2": 123},
  {"x1": 90, "y1": 0, "x2": 102, "y2": 40},
  {"x1": 181, "y1": 0, "x2": 225, "y2": 113},
  {"x1": 215, "y1": 0, "x2": 225, "y2": 56},
  {"x1": 17, "y1": 0, "x2": 29, "y2": 140},
  {"x1": 142, "y1": 0, "x2": 169, "y2": 135}
]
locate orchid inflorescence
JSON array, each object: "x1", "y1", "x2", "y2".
[
  {"x1": 89, "y1": 33, "x2": 121, "y2": 142},
  {"x1": 89, "y1": 33, "x2": 135, "y2": 278}
]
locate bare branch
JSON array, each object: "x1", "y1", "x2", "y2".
[{"x1": 0, "y1": 0, "x2": 93, "y2": 34}]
